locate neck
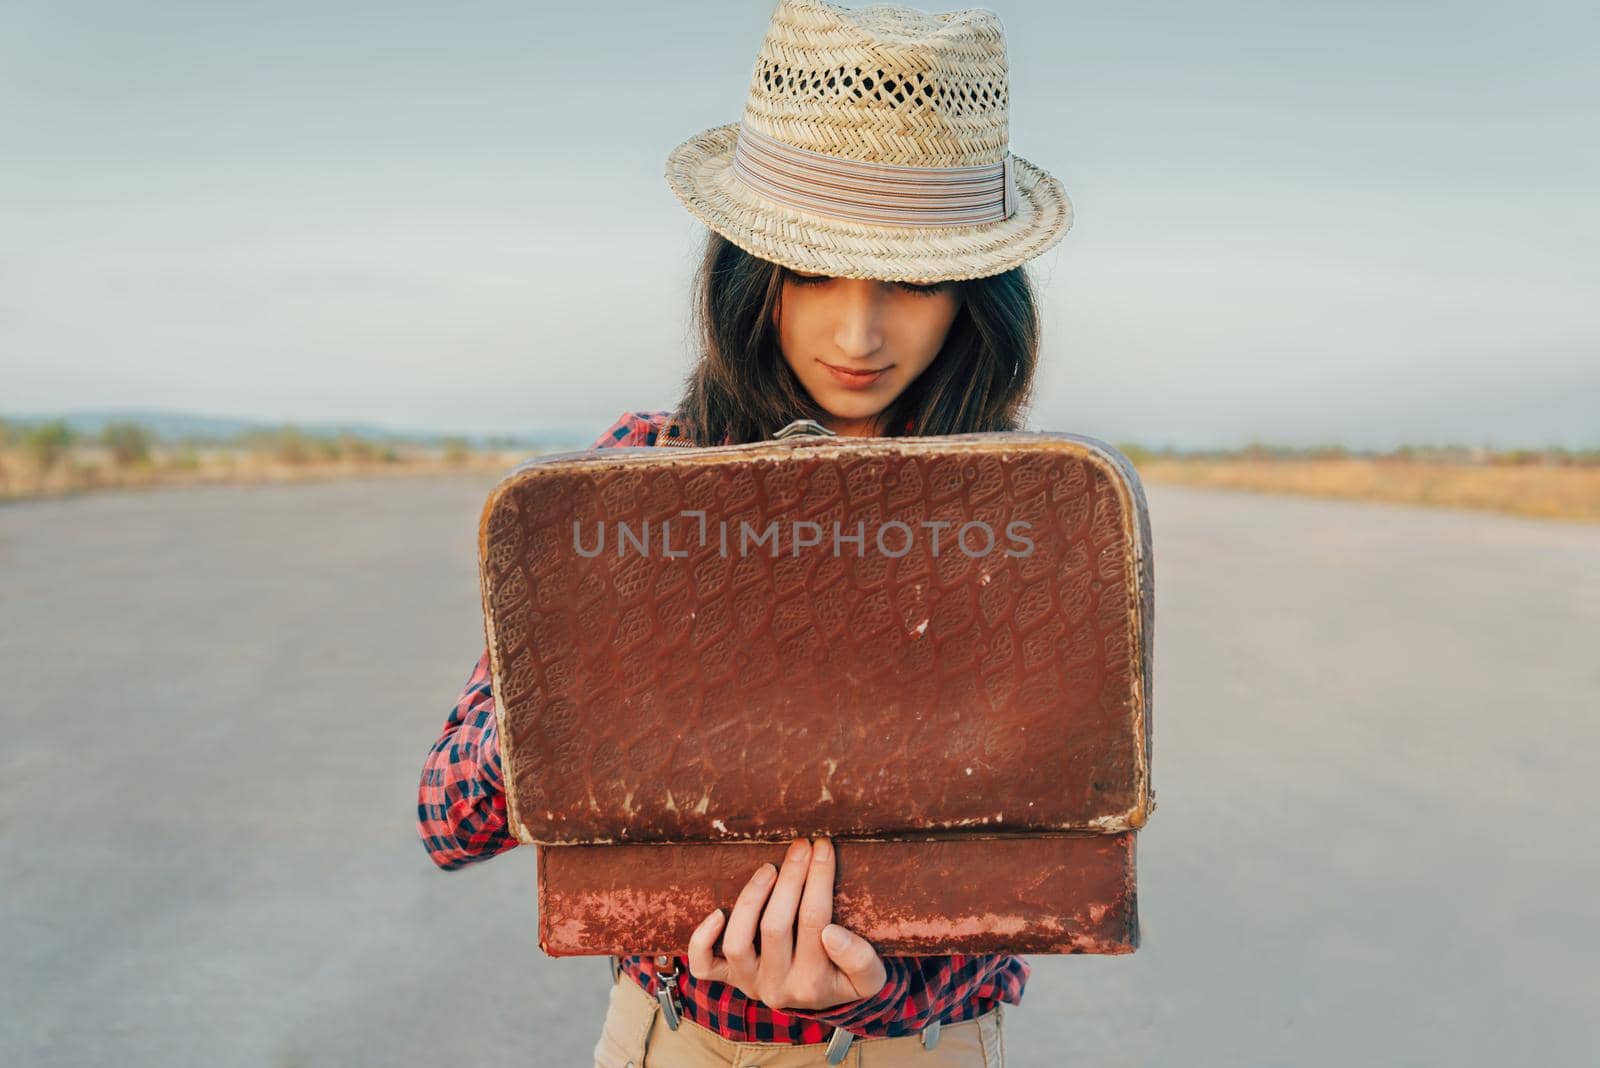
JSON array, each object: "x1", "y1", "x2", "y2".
[{"x1": 823, "y1": 414, "x2": 883, "y2": 437}]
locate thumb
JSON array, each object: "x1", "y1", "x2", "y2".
[{"x1": 820, "y1": 924, "x2": 885, "y2": 993}]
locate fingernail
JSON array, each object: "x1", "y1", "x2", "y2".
[{"x1": 814, "y1": 837, "x2": 831, "y2": 860}]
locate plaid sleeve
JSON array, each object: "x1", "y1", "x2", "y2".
[
  {"x1": 781, "y1": 953, "x2": 1029, "y2": 1036},
  {"x1": 418, "y1": 410, "x2": 672, "y2": 872},
  {"x1": 416, "y1": 647, "x2": 517, "y2": 870},
  {"x1": 590, "y1": 409, "x2": 670, "y2": 449}
]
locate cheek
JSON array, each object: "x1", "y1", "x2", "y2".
[
  {"x1": 774, "y1": 305, "x2": 796, "y2": 366},
  {"x1": 775, "y1": 292, "x2": 817, "y2": 362},
  {"x1": 898, "y1": 300, "x2": 961, "y2": 367}
]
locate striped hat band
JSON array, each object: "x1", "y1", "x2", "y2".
[{"x1": 730, "y1": 120, "x2": 1019, "y2": 229}]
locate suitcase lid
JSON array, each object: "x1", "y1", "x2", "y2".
[{"x1": 479, "y1": 429, "x2": 1154, "y2": 846}]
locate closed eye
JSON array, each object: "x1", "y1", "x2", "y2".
[{"x1": 785, "y1": 269, "x2": 947, "y2": 298}]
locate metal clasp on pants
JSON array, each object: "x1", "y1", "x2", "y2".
[
  {"x1": 823, "y1": 1019, "x2": 938, "y2": 1062},
  {"x1": 825, "y1": 1026, "x2": 853, "y2": 1064},
  {"x1": 653, "y1": 954, "x2": 682, "y2": 1031}
]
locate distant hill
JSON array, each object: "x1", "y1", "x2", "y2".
[{"x1": 0, "y1": 408, "x2": 596, "y2": 450}]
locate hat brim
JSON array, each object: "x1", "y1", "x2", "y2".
[{"x1": 664, "y1": 123, "x2": 1073, "y2": 285}]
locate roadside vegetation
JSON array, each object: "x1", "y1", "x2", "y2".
[
  {"x1": 0, "y1": 418, "x2": 527, "y2": 501},
  {"x1": 2, "y1": 418, "x2": 1593, "y2": 521},
  {"x1": 1118, "y1": 441, "x2": 1599, "y2": 523}
]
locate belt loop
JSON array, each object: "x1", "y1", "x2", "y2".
[{"x1": 976, "y1": 1003, "x2": 1002, "y2": 1066}]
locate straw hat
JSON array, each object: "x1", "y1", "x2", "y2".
[{"x1": 664, "y1": 0, "x2": 1072, "y2": 284}]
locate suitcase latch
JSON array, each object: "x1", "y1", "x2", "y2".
[{"x1": 771, "y1": 418, "x2": 838, "y2": 440}]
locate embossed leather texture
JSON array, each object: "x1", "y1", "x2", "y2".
[{"x1": 477, "y1": 431, "x2": 1154, "y2": 955}]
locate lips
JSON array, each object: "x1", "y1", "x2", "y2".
[{"x1": 820, "y1": 360, "x2": 891, "y2": 389}]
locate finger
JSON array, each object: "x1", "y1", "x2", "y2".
[
  {"x1": 721, "y1": 861, "x2": 777, "y2": 983},
  {"x1": 792, "y1": 836, "x2": 836, "y2": 973},
  {"x1": 818, "y1": 922, "x2": 890, "y2": 1000},
  {"x1": 757, "y1": 837, "x2": 811, "y2": 987},
  {"x1": 686, "y1": 907, "x2": 729, "y2": 983}
]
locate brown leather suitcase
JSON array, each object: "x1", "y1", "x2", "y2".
[{"x1": 477, "y1": 421, "x2": 1155, "y2": 958}]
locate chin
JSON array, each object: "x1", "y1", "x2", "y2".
[
  {"x1": 820, "y1": 399, "x2": 887, "y2": 422},
  {"x1": 820, "y1": 385, "x2": 894, "y2": 411}
]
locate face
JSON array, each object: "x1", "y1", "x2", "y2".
[{"x1": 773, "y1": 267, "x2": 964, "y2": 436}]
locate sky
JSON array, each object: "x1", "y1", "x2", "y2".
[{"x1": 2, "y1": 0, "x2": 1596, "y2": 450}]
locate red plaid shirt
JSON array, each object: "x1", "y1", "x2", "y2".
[{"x1": 417, "y1": 409, "x2": 1031, "y2": 1042}]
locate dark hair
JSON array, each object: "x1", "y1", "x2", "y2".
[{"x1": 673, "y1": 230, "x2": 1040, "y2": 445}]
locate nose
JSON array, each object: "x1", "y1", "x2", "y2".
[{"x1": 831, "y1": 278, "x2": 886, "y2": 362}]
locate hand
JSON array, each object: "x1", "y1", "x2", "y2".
[{"x1": 686, "y1": 835, "x2": 888, "y2": 1013}]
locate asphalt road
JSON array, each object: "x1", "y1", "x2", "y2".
[{"x1": 1, "y1": 474, "x2": 1595, "y2": 1066}]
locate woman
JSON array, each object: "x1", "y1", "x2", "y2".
[{"x1": 418, "y1": 0, "x2": 1073, "y2": 1063}]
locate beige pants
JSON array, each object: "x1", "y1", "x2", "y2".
[{"x1": 592, "y1": 969, "x2": 1005, "y2": 1067}]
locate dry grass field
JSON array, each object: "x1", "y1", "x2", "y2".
[
  {"x1": 0, "y1": 443, "x2": 528, "y2": 500},
  {"x1": 1128, "y1": 449, "x2": 1599, "y2": 523},
  {"x1": 0, "y1": 420, "x2": 529, "y2": 502},
  {"x1": 3, "y1": 418, "x2": 1595, "y2": 522}
]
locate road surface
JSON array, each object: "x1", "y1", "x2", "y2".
[{"x1": 1, "y1": 475, "x2": 1595, "y2": 1066}]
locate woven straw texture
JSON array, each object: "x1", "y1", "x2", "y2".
[{"x1": 664, "y1": 0, "x2": 1072, "y2": 283}]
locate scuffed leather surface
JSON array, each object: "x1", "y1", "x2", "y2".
[
  {"x1": 478, "y1": 433, "x2": 1154, "y2": 847},
  {"x1": 537, "y1": 833, "x2": 1138, "y2": 956}
]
